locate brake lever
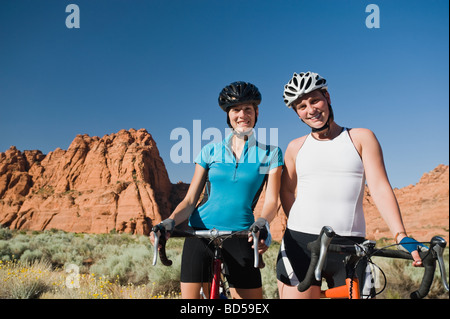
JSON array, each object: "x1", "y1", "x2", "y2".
[
  {"x1": 152, "y1": 227, "x2": 160, "y2": 266},
  {"x1": 315, "y1": 226, "x2": 335, "y2": 281},
  {"x1": 251, "y1": 230, "x2": 260, "y2": 268},
  {"x1": 431, "y1": 236, "x2": 449, "y2": 291}
]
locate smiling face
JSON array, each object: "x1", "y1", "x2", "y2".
[
  {"x1": 227, "y1": 103, "x2": 258, "y2": 134},
  {"x1": 291, "y1": 89, "x2": 332, "y2": 130}
]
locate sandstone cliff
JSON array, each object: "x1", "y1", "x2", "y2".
[
  {"x1": 0, "y1": 129, "x2": 173, "y2": 234},
  {"x1": 0, "y1": 129, "x2": 448, "y2": 244},
  {"x1": 364, "y1": 164, "x2": 449, "y2": 242}
]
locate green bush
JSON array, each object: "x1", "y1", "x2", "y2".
[
  {"x1": 90, "y1": 244, "x2": 153, "y2": 285},
  {"x1": 0, "y1": 226, "x2": 13, "y2": 240},
  {"x1": 0, "y1": 225, "x2": 447, "y2": 299}
]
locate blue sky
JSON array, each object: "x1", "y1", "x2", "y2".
[{"x1": 0, "y1": 0, "x2": 448, "y2": 188}]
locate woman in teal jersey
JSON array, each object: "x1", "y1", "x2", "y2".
[{"x1": 152, "y1": 81, "x2": 283, "y2": 299}]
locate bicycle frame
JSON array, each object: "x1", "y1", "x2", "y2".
[
  {"x1": 152, "y1": 227, "x2": 262, "y2": 299},
  {"x1": 322, "y1": 278, "x2": 360, "y2": 299},
  {"x1": 320, "y1": 250, "x2": 367, "y2": 299},
  {"x1": 210, "y1": 257, "x2": 222, "y2": 299},
  {"x1": 317, "y1": 252, "x2": 363, "y2": 299},
  {"x1": 209, "y1": 245, "x2": 226, "y2": 299}
]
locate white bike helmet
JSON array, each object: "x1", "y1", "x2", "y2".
[{"x1": 283, "y1": 71, "x2": 327, "y2": 107}]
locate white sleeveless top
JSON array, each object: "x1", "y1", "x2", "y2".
[{"x1": 287, "y1": 128, "x2": 366, "y2": 237}]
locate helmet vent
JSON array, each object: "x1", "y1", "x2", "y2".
[
  {"x1": 282, "y1": 71, "x2": 328, "y2": 107},
  {"x1": 305, "y1": 77, "x2": 312, "y2": 90}
]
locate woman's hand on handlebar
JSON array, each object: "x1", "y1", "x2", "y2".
[
  {"x1": 150, "y1": 219, "x2": 175, "y2": 247},
  {"x1": 411, "y1": 251, "x2": 423, "y2": 267},
  {"x1": 397, "y1": 235, "x2": 428, "y2": 267},
  {"x1": 249, "y1": 217, "x2": 271, "y2": 254},
  {"x1": 150, "y1": 231, "x2": 171, "y2": 247},
  {"x1": 248, "y1": 233, "x2": 269, "y2": 254}
]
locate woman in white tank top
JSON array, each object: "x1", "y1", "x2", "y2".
[{"x1": 277, "y1": 71, "x2": 425, "y2": 299}]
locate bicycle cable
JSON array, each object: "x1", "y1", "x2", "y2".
[
  {"x1": 354, "y1": 255, "x2": 387, "y2": 298},
  {"x1": 199, "y1": 231, "x2": 247, "y2": 299},
  {"x1": 329, "y1": 234, "x2": 392, "y2": 299},
  {"x1": 347, "y1": 238, "x2": 433, "y2": 298}
]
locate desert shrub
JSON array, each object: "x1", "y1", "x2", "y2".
[
  {"x1": 90, "y1": 243, "x2": 153, "y2": 285},
  {"x1": 0, "y1": 240, "x2": 12, "y2": 260},
  {"x1": 0, "y1": 259, "x2": 56, "y2": 299},
  {"x1": 0, "y1": 227, "x2": 447, "y2": 299},
  {"x1": 0, "y1": 226, "x2": 13, "y2": 240},
  {"x1": 20, "y1": 249, "x2": 44, "y2": 263}
]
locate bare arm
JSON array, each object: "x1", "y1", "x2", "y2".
[
  {"x1": 351, "y1": 128, "x2": 422, "y2": 266},
  {"x1": 150, "y1": 164, "x2": 207, "y2": 245},
  {"x1": 169, "y1": 163, "x2": 208, "y2": 226},
  {"x1": 280, "y1": 137, "x2": 305, "y2": 217},
  {"x1": 252, "y1": 165, "x2": 282, "y2": 253},
  {"x1": 352, "y1": 129, "x2": 405, "y2": 235},
  {"x1": 259, "y1": 166, "x2": 282, "y2": 223}
]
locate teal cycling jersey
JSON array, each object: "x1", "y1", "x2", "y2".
[{"x1": 189, "y1": 132, "x2": 283, "y2": 231}]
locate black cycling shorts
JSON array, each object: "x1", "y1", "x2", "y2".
[
  {"x1": 180, "y1": 235, "x2": 262, "y2": 289},
  {"x1": 276, "y1": 228, "x2": 367, "y2": 289}
]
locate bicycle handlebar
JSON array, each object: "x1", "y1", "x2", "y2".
[
  {"x1": 152, "y1": 224, "x2": 172, "y2": 266},
  {"x1": 297, "y1": 226, "x2": 449, "y2": 299},
  {"x1": 251, "y1": 231, "x2": 260, "y2": 268},
  {"x1": 152, "y1": 227, "x2": 263, "y2": 268},
  {"x1": 296, "y1": 226, "x2": 335, "y2": 292}
]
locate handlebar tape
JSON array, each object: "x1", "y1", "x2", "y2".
[
  {"x1": 158, "y1": 230, "x2": 173, "y2": 266},
  {"x1": 297, "y1": 226, "x2": 335, "y2": 292},
  {"x1": 297, "y1": 238, "x2": 321, "y2": 292},
  {"x1": 152, "y1": 225, "x2": 172, "y2": 267},
  {"x1": 258, "y1": 254, "x2": 265, "y2": 269},
  {"x1": 410, "y1": 251, "x2": 436, "y2": 299},
  {"x1": 379, "y1": 249, "x2": 438, "y2": 299}
]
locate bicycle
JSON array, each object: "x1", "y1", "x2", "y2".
[
  {"x1": 152, "y1": 226, "x2": 264, "y2": 299},
  {"x1": 297, "y1": 226, "x2": 449, "y2": 299}
]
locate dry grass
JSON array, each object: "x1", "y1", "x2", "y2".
[
  {"x1": 371, "y1": 255, "x2": 449, "y2": 299},
  {"x1": 0, "y1": 258, "x2": 181, "y2": 299},
  {"x1": 0, "y1": 226, "x2": 448, "y2": 299}
]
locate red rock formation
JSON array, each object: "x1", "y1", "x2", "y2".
[
  {"x1": 0, "y1": 129, "x2": 172, "y2": 234},
  {"x1": 0, "y1": 129, "x2": 448, "y2": 244},
  {"x1": 364, "y1": 164, "x2": 449, "y2": 242}
]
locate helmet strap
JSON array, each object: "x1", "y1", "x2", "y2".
[
  {"x1": 311, "y1": 122, "x2": 330, "y2": 134},
  {"x1": 307, "y1": 103, "x2": 333, "y2": 136}
]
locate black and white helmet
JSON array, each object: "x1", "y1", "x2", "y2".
[{"x1": 283, "y1": 72, "x2": 327, "y2": 107}]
